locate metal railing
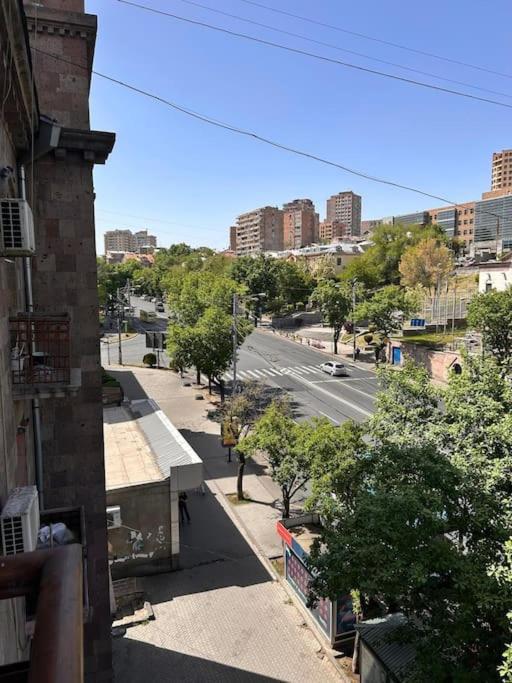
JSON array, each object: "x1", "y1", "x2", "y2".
[
  {"x1": 10, "y1": 314, "x2": 71, "y2": 387},
  {"x1": 0, "y1": 545, "x2": 83, "y2": 683}
]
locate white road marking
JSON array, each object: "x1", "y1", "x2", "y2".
[
  {"x1": 317, "y1": 410, "x2": 339, "y2": 425},
  {"x1": 307, "y1": 377, "x2": 376, "y2": 400},
  {"x1": 265, "y1": 368, "x2": 282, "y2": 376},
  {"x1": 244, "y1": 370, "x2": 261, "y2": 378},
  {"x1": 237, "y1": 370, "x2": 251, "y2": 379},
  {"x1": 288, "y1": 371, "x2": 372, "y2": 418},
  {"x1": 225, "y1": 372, "x2": 233, "y2": 380},
  {"x1": 251, "y1": 369, "x2": 267, "y2": 378}
]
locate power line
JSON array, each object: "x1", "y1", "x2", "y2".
[
  {"x1": 171, "y1": 0, "x2": 512, "y2": 101},
  {"x1": 236, "y1": 0, "x2": 512, "y2": 81},
  {"x1": 115, "y1": 0, "x2": 512, "y2": 111},
  {"x1": 32, "y1": 46, "x2": 505, "y2": 221}
]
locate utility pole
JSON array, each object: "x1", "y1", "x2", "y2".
[
  {"x1": 496, "y1": 217, "x2": 501, "y2": 257},
  {"x1": 232, "y1": 292, "x2": 238, "y2": 395},
  {"x1": 351, "y1": 278, "x2": 357, "y2": 362},
  {"x1": 117, "y1": 309, "x2": 123, "y2": 366}
]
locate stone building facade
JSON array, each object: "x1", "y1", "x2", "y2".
[
  {"x1": 282, "y1": 198, "x2": 319, "y2": 249},
  {"x1": 0, "y1": 1, "x2": 115, "y2": 680}
]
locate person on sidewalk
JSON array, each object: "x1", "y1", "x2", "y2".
[{"x1": 179, "y1": 491, "x2": 191, "y2": 524}]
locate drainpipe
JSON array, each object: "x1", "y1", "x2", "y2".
[{"x1": 19, "y1": 164, "x2": 44, "y2": 509}]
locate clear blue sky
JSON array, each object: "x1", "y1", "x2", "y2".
[{"x1": 87, "y1": 0, "x2": 511, "y2": 251}]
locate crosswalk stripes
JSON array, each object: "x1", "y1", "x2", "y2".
[{"x1": 225, "y1": 364, "x2": 325, "y2": 381}]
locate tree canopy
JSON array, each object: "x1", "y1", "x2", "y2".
[
  {"x1": 467, "y1": 287, "x2": 512, "y2": 370},
  {"x1": 310, "y1": 280, "x2": 351, "y2": 354},
  {"x1": 399, "y1": 237, "x2": 454, "y2": 293},
  {"x1": 306, "y1": 358, "x2": 512, "y2": 681}
]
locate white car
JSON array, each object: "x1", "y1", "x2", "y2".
[{"x1": 320, "y1": 361, "x2": 349, "y2": 377}]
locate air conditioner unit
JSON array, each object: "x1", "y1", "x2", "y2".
[
  {"x1": 0, "y1": 198, "x2": 35, "y2": 256},
  {"x1": 1, "y1": 486, "x2": 40, "y2": 555},
  {"x1": 106, "y1": 505, "x2": 122, "y2": 529}
]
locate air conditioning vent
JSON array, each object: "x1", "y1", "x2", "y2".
[
  {"x1": 1, "y1": 486, "x2": 40, "y2": 555},
  {"x1": 106, "y1": 505, "x2": 122, "y2": 529},
  {"x1": 0, "y1": 198, "x2": 35, "y2": 256}
]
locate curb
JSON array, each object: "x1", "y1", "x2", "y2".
[
  {"x1": 258, "y1": 328, "x2": 377, "y2": 375},
  {"x1": 206, "y1": 476, "x2": 353, "y2": 683}
]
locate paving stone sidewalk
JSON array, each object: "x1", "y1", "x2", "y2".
[{"x1": 108, "y1": 365, "x2": 345, "y2": 682}]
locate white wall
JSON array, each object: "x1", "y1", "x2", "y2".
[{"x1": 478, "y1": 268, "x2": 512, "y2": 293}]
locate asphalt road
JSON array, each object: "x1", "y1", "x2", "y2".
[
  {"x1": 102, "y1": 304, "x2": 378, "y2": 425},
  {"x1": 233, "y1": 330, "x2": 377, "y2": 425}
]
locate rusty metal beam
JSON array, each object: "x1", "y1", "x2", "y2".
[{"x1": 0, "y1": 545, "x2": 83, "y2": 683}]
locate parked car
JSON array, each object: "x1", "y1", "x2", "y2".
[
  {"x1": 320, "y1": 361, "x2": 349, "y2": 377},
  {"x1": 150, "y1": 297, "x2": 156, "y2": 303},
  {"x1": 155, "y1": 302, "x2": 164, "y2": 312}
]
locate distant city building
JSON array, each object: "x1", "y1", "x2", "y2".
[
  {"x1": 319, "y1": 219, "x2": 347, "y2": 242},
  {"x1": 104, "y1": 228, "x2": 157, "y2": 255},
  {"x1": 428, "y1": 202, "x2": 475, "y2": 250},
  {"x1": 229, "y1": 225, "x2": 237, "y2": 252},
  {"x1": 135, "y1": 229, "x2": 157, "y2": 250},
  {"x1": 269, "y1": 243, "x2": 364, "y2": 276},
  {"x1": 325, "y1": 191, "x2": 361, "y2": 237},
  {"x1": 481, "y1": 149, "x2": 512, "y2": 200},
  {"x1": 393, "y1": 211, "x2": 431, "y2": 227},
  {"x1": 234, "y1": 206, "x2": 284, "y2": 256},
  {"x1": 474, "y1": 194, "x2": 512, "y2": 253},
  {"x1": 282, "y1": 198, "x2": 319, "y2": 248}
]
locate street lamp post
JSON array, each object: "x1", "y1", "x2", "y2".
[{"x1": 351, "y1": 278, "x2": 358, "y2": 362}]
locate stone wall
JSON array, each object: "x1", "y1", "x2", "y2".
[
  {"x1": 107, "y1": 480, "x2": 172, "y2": 579},
  {"x1": 390, "y1": 341, "x2": 462, "y2": 383}
]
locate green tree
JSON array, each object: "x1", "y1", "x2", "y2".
[
  {"x1": 310, "y1": 280, "x2": 351, "y2": 354},
  {"x1": 217, "y1": 381, "x2": 281, "y2": 500},
  {"x1": 307, "y1": 357, "x2": 512, "y2": 681},
  {"x1": 356, "y1": 285, "x2": 419, "y2": 339},
  {"x1": 342, "y1": 222, "x2": 448, "y2": 288},
  {"x1": 237, "y1": 400, "x2": 313, "y2": 516},
  {"x1": 399, "y1": 237, "x2": 454, "y2": 293},
  {"x1": 467, "y1": 287, "x2": 512, "y2": 369}
]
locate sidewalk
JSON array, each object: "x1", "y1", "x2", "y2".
[{"x1": 108, "y1": 365, "x2": 349, "y2": 682}]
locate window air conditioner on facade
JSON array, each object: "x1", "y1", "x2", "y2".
[
  {"x1": 106, "y1": 505, "x2": 122, "y2": 529},
  {"x1": 0, "y1": 486, "x2": 40, "y2": 555},
  {"x1": 0, "y1": 198, "x2": 35, "y2": 256}
]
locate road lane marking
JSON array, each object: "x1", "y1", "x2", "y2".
[
  {"x1": 317, "y1": 410, "x2": 339, "y2": 425},
  {"x1": 265, "y1": 368, "x2": 282, "y2": 376},
  {"x1": 251, "y1": 369, "x2": 267, "y2": 378},
  {"x1": 288, "y1": 371, "x2": 372, "y2": 418},
  {"x1": 244, "y1": 370, "x2": 261, "y2": 378}
]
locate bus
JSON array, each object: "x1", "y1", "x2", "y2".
[{"x1": 140, "y1": 309, "x2": 157, "y2": 323}]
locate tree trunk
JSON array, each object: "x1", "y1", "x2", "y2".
[
  {"x1": 208, "y1": 375, "x2": 212, "y2": 394},
  {"x1": 237, "y1": 452, "x2": 246, "y2": 500},
  {"x1": 196, "y1": 367, "x2": 201, "y2": 385},
  {"x1": 333, "y1": 330, "x2": 339, "y2": 355},
  {"x1": 282, "y1": 488, "x2": 290, "y2": 518},
  {"x1": 219, "y1": 379, "x2": 225, "y2": 403}
]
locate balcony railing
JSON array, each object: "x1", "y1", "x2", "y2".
[
  {"x1": 0, "y1": 545, "x2": 84, "y2": 683},
  {"x1": 9, "y1": 314, "x2": 80, "y2": 399}
]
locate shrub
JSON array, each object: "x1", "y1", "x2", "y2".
[
  {"x1": 364, "y1": 333, "x2": 374, "y2": 344},
  {"x1": 143, "y1": 353, "x2": 157, "y2": 367}
]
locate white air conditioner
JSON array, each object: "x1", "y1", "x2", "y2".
[
  {"x1": 106, "y1": 505, "x2": 122, "y2": 529},
  {"x1": 0, "y1": 198, "x2": 35, "y2": 256},
  {"x1": 1, "y1": 486, "x2": 40, "y2": 555}
]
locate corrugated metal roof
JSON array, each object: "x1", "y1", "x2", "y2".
[
  {"x1": 131, "y1": 399, "x2": 203, "y2": 477},
  {"x1": 356, "y1": 614, "x2": 416, "y2": 680}
]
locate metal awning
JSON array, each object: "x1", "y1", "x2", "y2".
[{"x1": 131, "y1": 399, "x2": 203, "y2": 491}]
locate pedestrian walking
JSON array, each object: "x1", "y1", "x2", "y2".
[{"x1": 179, "y1": 491, "x2": 191, "y2": 524}]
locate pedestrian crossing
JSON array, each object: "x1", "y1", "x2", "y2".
[{"x1": 224, "y1": 364, "x2": 324, "y2": 381}]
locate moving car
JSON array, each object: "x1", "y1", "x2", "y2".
[{"x1": 320, "y1": 361, "x2": 349, "y2": 377}]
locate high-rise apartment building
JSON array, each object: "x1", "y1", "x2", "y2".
[
  {"x1": 474, "y1": 195, "x2": 512, "y2": 252},
  {"x1": 104, "y1": 228, "x2": 157, "y2": 254},
  {"x1": 428, "y1": 202, "x2": 476, "y2": 250},
  {"x1": 282, "y1": 198, "x2": 319, "y2": 249},
  {"x1": 325, "y1": 191, "x2": 362, "y2": 236},
  {"x1": 229, "y1": 225, "x2": 237, "y2": 252},
  {"x1": 135, "y1": 229, "x2": 157, "y2": 250},
  {"x1": 488, "y1": 149, "x2": 512, "y2": 197},
  {"x1": 234, "y1": 207, "x2": 283, "y2": 256},
  {"x1": 0, "y1": 1, "x2": 115, "y2": 680},
  {"x1": 319, "y1": 220, "x2": 347, "y2": 242}
]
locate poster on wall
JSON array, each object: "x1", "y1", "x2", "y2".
[
  {"x1": 285, "y1": 548, "x2": 331, "y2": 637},
  {"x1": 335, "y1": 593, "x2": 357, "y2": 637}
]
